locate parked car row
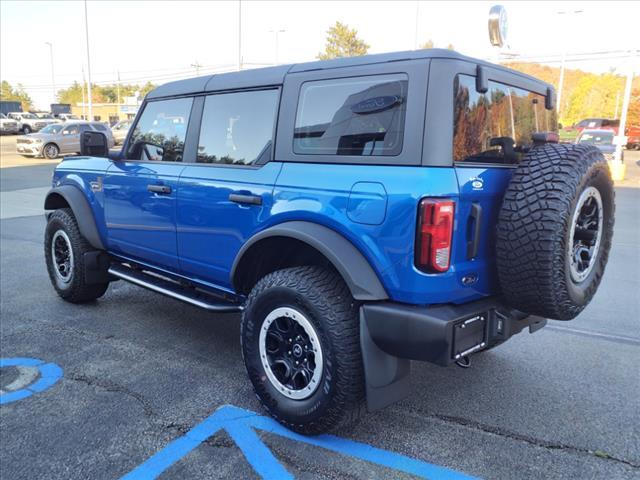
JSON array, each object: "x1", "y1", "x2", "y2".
[{"x1": 16, "y1": 121, "x2": 115, "y2": 159}]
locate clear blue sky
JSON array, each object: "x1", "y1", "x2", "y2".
[{"x1": 1, "y1": 1, "x2": 638, "y2": 109}]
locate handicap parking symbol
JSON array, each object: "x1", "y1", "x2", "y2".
[
  {"x1": 0, "y1": 357, "x2": 63, "y2": 405},
  {"x1": 122, "y1": 404, "x2": 477, "y2": 480}
]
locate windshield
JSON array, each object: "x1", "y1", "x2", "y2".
[
  {"x1": 0, "y1": 113, "x2": 6, "y2": 119},
  {"x1": 578, "y1": 132, "x2": 613, "y2": 145},
  {"x1": 21, "y1": 113, "x2": 37, "y2": 119},
  {"x1": 40, "y1": 124, "x2": 64, "y2": 134}
]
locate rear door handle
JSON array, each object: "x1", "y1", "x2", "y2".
[
  {"x1": 466, "y1": 203, "x2": 482, "y2": 259},
  {"x1": 229, "y1": 193, "x2": 262, "y2": 206},
  {"x1": 147, "y1": 184, "x2": 172, "y2": 194}
]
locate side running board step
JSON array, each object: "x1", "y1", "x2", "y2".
[{"x1": 108, "y1": 264, "x2": 243, "y2": 313}]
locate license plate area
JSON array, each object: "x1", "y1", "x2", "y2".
[{"x1": 452, "y1": 313, "x2": 487, "y2": 360}]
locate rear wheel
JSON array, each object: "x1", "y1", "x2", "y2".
[
  {"x1": 496, "y1": 144, "x2": 615, "y2": 320},
  {"x1": 45, "y1": 208, "x2": 109, "y2": 303},
  {"x1": 241, "y1": 266, "x2": 364, "y2": 434}
]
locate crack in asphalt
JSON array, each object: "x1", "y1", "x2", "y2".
[
  {"x1": 67, "y1": 373, "x2": 241, "y2": 451},
  {"x1": 423, "y1": 411, "x2": 640, "y2": 469}
]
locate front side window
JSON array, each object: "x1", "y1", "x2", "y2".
[
  {"x1": 453, "y1": 74, "x2": 557, "y2": 164},
  {"x1": 65, "y1": 124, "x2": 79, "y2": 135},
  {"x1": 294, "y1": 74, "x2": 408, "y2": 156},
  {"x1": 197, "y1": 89, "x2": 279, "y2": 165},
  {"x1": 127, "y1": 98, "x2": 193, "y2": 162}
]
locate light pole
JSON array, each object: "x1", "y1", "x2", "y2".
[
  {"x1": 269, "y1": 29, "x2": 286, "y2": 65},
  {"x1": 556, "y1": 10, "x2": 583, "y2": 118},
  {"x1": 84, "y1": 0, "x2": 93, "y2": 120},
  {"x1": 45, "y1": 42, "x2": 56, "y2": 104},
  {"x1": 237, "y1": 0, "x2": 242, "y2": 71}
]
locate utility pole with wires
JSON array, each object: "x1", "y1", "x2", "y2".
[
  {"x1": 268, "y1": 30, "x2": 285, "y2": 65},
  {"x1": 83, "y1": 0, "x2": 93, "y2": 120},
  {"x1": 45, "y1": 42, "x2": 56, "y2": 104},
  {"x1": 556, "y1": 10, "x2": 584, "y2": 118},
  {"x1": 190, "y1": 61, "x2": 203, "y2": 76},
  {"x1": 116, "y1": 70, "x2": 121, "y2": 105},
  {"x1": 81, "y1": 67, "x2": 86, "y2": 120}
]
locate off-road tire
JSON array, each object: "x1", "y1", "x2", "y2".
[
  {"x1": 45, "y1": 208, "x2": 109, "y2": 303},
  {"x1": 241, "y1": 266, "x2": 364, "y2": 435},
  {"x1": 496, "y1": 144, "x2": 615, "y2": 320}
]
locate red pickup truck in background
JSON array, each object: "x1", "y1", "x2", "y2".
[
  {"x1": 626, "y1": 125, "x2": 640, "y2": 150},
  {"x1": 561, "y1": 118, "x2": 640, "y2": 148}
]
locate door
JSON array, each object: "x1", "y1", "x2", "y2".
[
  {"x1": 451, "y1": 73, "x2": 557, "y2": 295},
  {"x1": 59, "y1": 123, "x2": 88, "y2": 153},
  {"x1": 177, "y1": 89, "x2": 281, "y2": 289},
  {"x1": 104, "y1": 97, "x2": 194, "y2": 272}
]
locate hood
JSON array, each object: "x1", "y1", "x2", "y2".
[{"x1": 18, "y1": 132, "x2": 50, "y2": 141}]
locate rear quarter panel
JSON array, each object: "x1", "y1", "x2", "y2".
[{"x1": 273, "y1": 163, "x2": 493, "y2": 305}]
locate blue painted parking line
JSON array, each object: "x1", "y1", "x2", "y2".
[
  {"x1": 122, "y1": 404, "x2": 477, "y2": 480},
  {"x1": 0, "y1": 357, "x2": 63, "y2": 405}
]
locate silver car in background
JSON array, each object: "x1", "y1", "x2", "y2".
[
  {"x1": 16, "y1": 121, "x2": 115, "y2": 159},
  {"x1": 111, "y1": 119, "x2": 132, "y2": 145}
]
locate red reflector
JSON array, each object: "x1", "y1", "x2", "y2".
[{"x1": 416, "y1": 199, "x2": 455, "y2": 273}]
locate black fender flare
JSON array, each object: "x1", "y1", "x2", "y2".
[
  {"x1": 231, "y1": 221, "x2": 388, "y2": 301},
  {"x1": 44, "y1": 185, "x2": 105, "y2": 250}
]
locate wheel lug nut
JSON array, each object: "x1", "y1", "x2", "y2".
[{"x1": 288, "y1": 351, "x2": 291, "y2": 355}]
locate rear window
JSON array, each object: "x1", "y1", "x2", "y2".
[
  {"x1": 92, "y1": 123, "x2": 108, "y2": 132},
  {"x1": 453, "y1": 74, "x2": 557, "y2": 164},
  {"x1": 294, "y1": 74, "x2": 408, "y2": 157}
]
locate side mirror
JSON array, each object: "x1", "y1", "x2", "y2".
[{"x1": 81, "y1": 131, "x2": 109, "y2": 157}]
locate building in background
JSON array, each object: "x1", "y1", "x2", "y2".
[{"x1": 71, "y1": 95, "x2": 141, "y2": 125}]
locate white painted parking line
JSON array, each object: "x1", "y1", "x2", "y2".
[{"x1": 0, "y1": 187, "x2": 49, "y2": 220}]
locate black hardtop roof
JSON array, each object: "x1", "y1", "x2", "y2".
[{"x1": 146, "y1": 48, "x2": 550, "y2": 100}]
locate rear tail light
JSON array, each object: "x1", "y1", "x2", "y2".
[{"x1": 416, "y1": 199, "x2": 455, "y2": 273}]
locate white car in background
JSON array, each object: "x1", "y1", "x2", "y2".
[
  {"x1": 7, "y1": 112, "x2": 48, "y2": 134},
  {"x1": 0, "y1": 113, "x2": 20, "y2": 135},
  {"x1": 16, "y1": 121, "x2": 115, "y2": 159}
]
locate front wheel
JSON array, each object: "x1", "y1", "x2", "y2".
[
  {"x1": 43, "y1": 143, "x2": 59, "y2": 159},
  {"x1": 45, "y1": 208, "x2": 109, "y2": 303},
  {"x1": 241, "y1": 266, "x2": 364, "y2": 435},
  {"x1": 22, "y1": 125, "x2": 31, "y2": 134}
]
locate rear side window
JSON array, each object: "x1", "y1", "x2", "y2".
[
  {"x1": 197, "y1": 89, "x2": 279, "y2": 165},
  {"x1": 128, "y1": 98, "x2": 193, "y2": 162},
  {"x1": 453, "y1": 74, "x2": 557, "y2": 164},
  {"x1": 294, "y1": 74, "x2": 408, "y2": 156}
]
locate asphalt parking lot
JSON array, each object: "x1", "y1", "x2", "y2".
[{"x1": 1, "y1": 134, "x2": 639, "y2": 479}]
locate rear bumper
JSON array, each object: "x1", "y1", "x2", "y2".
[
  {"x1": 362, "y1": 297, "x2": 546, "y2": 367},
  {"x1": 360, "y1": 297, "x2": 546, "y2": 412}
]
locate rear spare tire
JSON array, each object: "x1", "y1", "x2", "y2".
[{"x1": 496, "y1": 144, "x2": 615, "y2": 320}]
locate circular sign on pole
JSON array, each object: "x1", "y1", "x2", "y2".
[{"x1": 488, "y1": 5, "x2": 508, "y2": 48}]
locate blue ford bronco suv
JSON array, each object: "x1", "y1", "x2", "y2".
[{"x1": 44, "y1": 49, "x2": 615, "y2": 434}]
